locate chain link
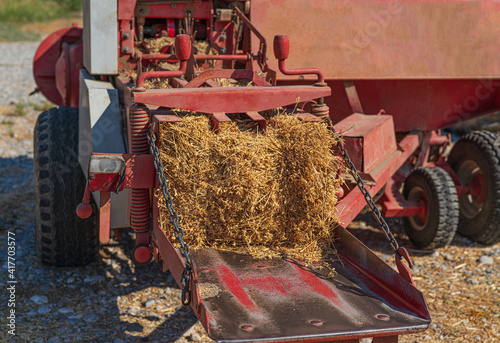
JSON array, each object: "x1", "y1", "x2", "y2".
[
  {"x1": 325, "y1": 119, "x2": 401, "y2": 257},
  {"x1": 147, "y1": 130, "x2": 193, "y2": 306}
]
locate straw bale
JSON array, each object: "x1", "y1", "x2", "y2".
[{"x1": 157, "y1": 113, "x2": 341, "y2": 263}]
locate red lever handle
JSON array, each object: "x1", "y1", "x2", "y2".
[
  {"x1": 273, "y1": 34, "x2": 289, "y2": 60},
  {"x1": 174, "y1": 34, "x2": 192, "y2": 61},
  {"x1": 76, "y1": 182, "x2": 93, "y2": 219},
  {"x1": 273, "y1": 34, "x2": 325, "y2": 84}
]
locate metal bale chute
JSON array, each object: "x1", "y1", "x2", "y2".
[{"x1": 31, "y1": 0, "x2": 500, "y2": 342}]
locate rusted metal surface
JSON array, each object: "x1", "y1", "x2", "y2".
[
  {"x1": 187, "y1": 226, "x2": 429, "y2": 342},
  {"x1": 252, "y1": 0, "x2": 500, "y2": 79}
]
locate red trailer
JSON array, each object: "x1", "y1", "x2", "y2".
[{"x1": 31, "y1": 0, "x2": 500, "y2": 341}]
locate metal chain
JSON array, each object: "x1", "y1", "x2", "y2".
[
  {"x1": 325, "y1": 120, "x2": 401, "y2": 257},
  {"x1": 147, "y1": 130, "x2": 193, "y2": 306}
]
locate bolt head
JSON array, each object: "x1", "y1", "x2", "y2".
[
  {"x1": 220, "y1": 47, "x2": 227, "y2": 54},
  {"x1": 123, "y1": 46, "x2": 130, "y2": 54}
]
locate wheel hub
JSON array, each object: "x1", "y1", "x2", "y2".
[
  {"x1": 457, "y1": 160, "x2": 485, "y2": 219},
  {"x1": 407, "y1": 186, "x2": 428, "y2": 232}
]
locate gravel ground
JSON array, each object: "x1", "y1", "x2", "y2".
[
  {"x1": 0, "y1": 42, "x2": 45, "y2": 106},
  {"x1": 0, "y1": 42, "x2": 498, "y2": 343}
]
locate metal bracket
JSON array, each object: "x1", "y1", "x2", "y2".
[{"x1": 343, "y1": 81, "x2": 365, "y2": 114}]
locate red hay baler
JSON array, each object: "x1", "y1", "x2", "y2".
[{"x1": 32, "y1": 0, "x2": 500, "y2": 342}]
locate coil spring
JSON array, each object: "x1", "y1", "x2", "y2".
[
  {"x1": 129, "y1": 104, "x2": 151, "y2": 233},
  {"x1": 130, "y1": 189, "x2": 151, "y2": 233},
  {"x1": 311, "y1": 103, "x2": 330, "y2": 119},
  {"x1": 130, "y1": 105, "x2": 150, "y2": 154}
]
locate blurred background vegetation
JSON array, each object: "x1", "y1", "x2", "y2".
[{"x1": 0, "y1": 0, "x2": 82, "y2": 41}]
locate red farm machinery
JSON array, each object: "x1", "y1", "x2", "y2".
[{"x1": 31, "y1": 0, "x2": 500, "y2": 342}]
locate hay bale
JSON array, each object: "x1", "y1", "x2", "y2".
[{"x1": 157, "y1": 113, "x2": 342, "y2": 263}]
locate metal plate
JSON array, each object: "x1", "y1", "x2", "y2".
[
  {"x1": 252, "y1": 0, "x2": 500, "y2": 79},
  {"x1": 191, "y1": 247, "x2": 430, "y2": 342}
]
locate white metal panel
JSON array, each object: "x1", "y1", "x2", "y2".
[
  {"x1": 78, "y1": 69, "x2": 130, "y2": 229},
  {"x1": 83, "y1": 0, "x2": 118, "y2": 75}
]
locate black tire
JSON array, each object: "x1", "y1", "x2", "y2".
[
  {"x1": 403, "y1": 167, "x2": 459, "y2": 249},
  {"x1": 447, "y1": 130, "x2": 500, "y2": 244},
  {"x1": 34, "y1": 106, "x2": 99, "y2": 267}
]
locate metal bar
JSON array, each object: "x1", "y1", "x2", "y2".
[
  {"x1": 136, "y1": 60, "x2": 187, "y2": 90},
  {"x1": 343, "y1": 81, "x2": 364, "y2": 114},
  {"x1": 141, "y1": 53, "x2": 252, "y2": 62},
  {"x1": 294, "y1": 112, "x2": 323, "y2": 122},
  {"x1": 99, "y1": 191, "x2": 111, "y2": 244},
  {"x1": 246, "y1": 111, "x2": 266, "y2": 131},
  {"x1": 183, "y1": 69, "x2": 271, "y2": 88},
  {"x1": 277, "y1": 59, "x2": 325, "y2": 84},
  {"x1": 233, "y1": 6, "x2": 268, "y2": 71},
  {"x1": 429, "y1": 131, "x2": 449, "y2": 146},
  {"x1": 133, "y1": 85, "x2": 331, "y2": 113},
  {"x1": 210, "y1": 112, "x2": 231, "y2": 133}
]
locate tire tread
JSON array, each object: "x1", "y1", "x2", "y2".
[
  {"x1": 403, "y1": 167, "x2": 459, "y2": 249},
  {"x1": 448, "y1": 130, "x2": 500, "y2": 245},
  {"x1": 34, "y1": 107, "x2": 98, "y2": 267}
]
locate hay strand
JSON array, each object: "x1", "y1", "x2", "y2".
[{"x1": 157, "y1": 113, "x2": 342, "y2": 263}]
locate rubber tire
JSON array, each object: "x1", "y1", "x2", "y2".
[
  {"x1": 403, "y1": 167, "x2": 459, "y2": 249},
  {"x1": 34, "y1": 106, "x2": 99, "y2": 267},
  {"x1": 447, "y1": 130, "x2": 500, "y2": 244}
]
